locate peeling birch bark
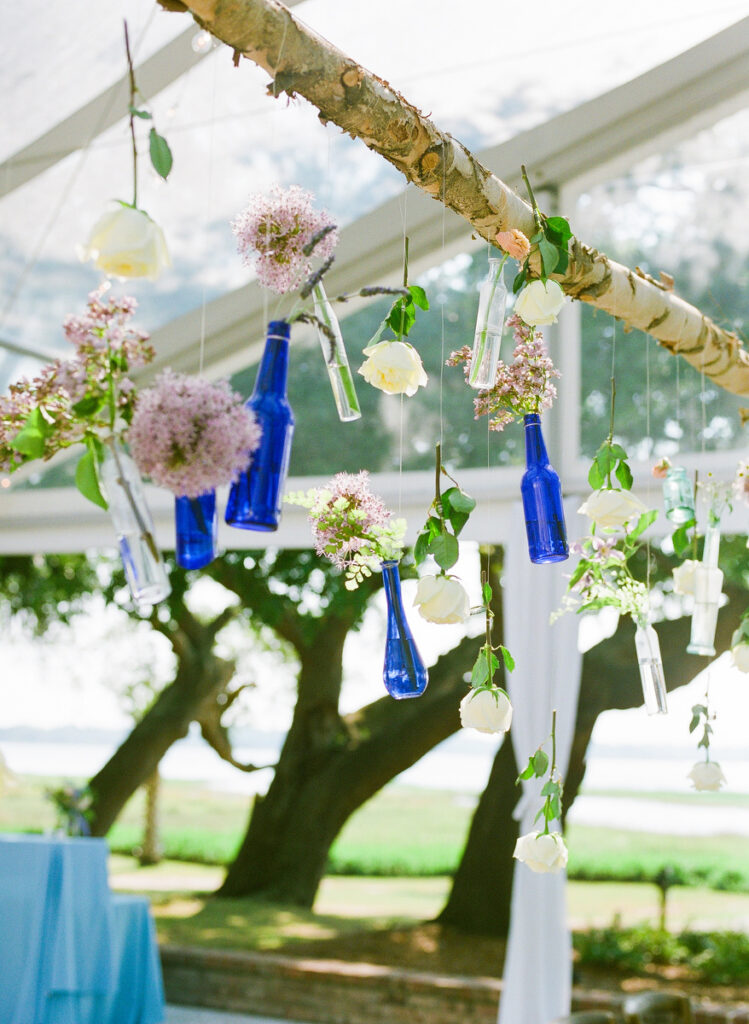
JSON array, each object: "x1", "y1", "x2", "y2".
[{"x1": 161, "y1": 0, "x2": 749, "y2": 397}]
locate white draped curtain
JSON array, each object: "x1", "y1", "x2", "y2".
[{"x1": 497, "y1": 499, "x2": 585, "y2": 1024}]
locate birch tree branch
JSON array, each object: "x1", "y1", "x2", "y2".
[{"x1": 161, "y1": 0, "x2": 749, "y2": 397}]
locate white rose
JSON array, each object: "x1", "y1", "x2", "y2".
[
  {"x1": 414, "y1": 575, "x2": 470, "y2": 624},
  {"x1": 672, "y1": 559, "x2": 700, "y2": 596},
  {"x1": 513, "y1": 830, "x2": 568, "y2": 873},
  {"x1": 514, "y1": 279, "x2": 566, "y2": 325},
  {"x1": 82, "y1": 204, "x2": 171, "y2": 281},
  {"x1": 577, "y1": 489, "x2": 648, "y2": 531},
  {"x1": 459, "y1": 687, "x2": 513, "y2": 734},
  {"x1": 358, "y1": 340, "x2": 428, "y2": 397},
  {"x1": 731, "y1": 643, "x2": 749, "y2": 673},
  {"x1": 687, "y1": 761, "x2": 726, "y2": 792}
]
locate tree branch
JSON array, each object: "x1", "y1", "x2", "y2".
[{"x1": 163, "y1": 0, "x2": 749, "y2": 396}]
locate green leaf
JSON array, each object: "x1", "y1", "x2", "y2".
[
  {"x1": 628, "y1": 508, "x2": 657, "y2": 542},
  {"x1": 512, "y1": 269, "x2": 527, "y2": 294},
  {"x1": 588, "y1": 460, "x2": 604, "y2": 490},
  {"x1": 540, "y1": 779, "x2": 558, "y2": 797},
  {"x1": 672, "y1": 518, "x2": 696, "y2": 557},
  {"x1": 539, "y1": 237, "x2": 560, "y2": 277},
  {"x1": 72, "y1": 395, "x2": 105, "y2": 418},
  {"x1": 413, "y1": 531, "x2": 430, "y2": 566},
  {"x1": 428, "y1": 531, "x2": 459, "y2": 571},
  {"x1": 608, "y1": 443, "x2": 628, "y2": 459},
  {"x1": 483, "y1": 582, "x2": 493, "y2": 606},
  {"x1": 500, "y1": 645, "x2": 515, "y2": 672},
  {"x1": 553, "y1": 249, "x2": 569, "y2": 275},
  {"x1": 149, "y1": 128, "x2": 173, "y2": 180},
  {"x1": 442, "y1": 486, "x2": 476, "y2": 515},
  {"x1": 518, "y1": 762, "x2": 535, "y2": 781},
  {"x1": 11, "y1": 408, "x2": 48, "y2": 458},
  {"x1": 533, "y1": 750, "x2": 549, "y2": 777},
  {"x1": 545, "y1": 216, "x2": 572, "y2": 241},
  {"x1": 129, "y1": 106, "x2": 152, "y2": 119},
  {"x1": 75, "y1": 449, "x2": 108, "y2": 510},
  {"x1": 366, "y1": 317, "x2": 389, "y2": 347},
  {"x1": 595, "y1": 446, "x2": 616, "y2": 474},
  {"x1": 615, "y1": 460, "x2": 634, "y2": 490},
  {"x1": 471, "y1": 650, "x2": 490, "y2": 687},
  {"x1": 567, "y1": 560, "x2": 589, "y2": 589},
  {"x1": 386, "y1": 299, "x2": 415, "y2": 339},
  {"x1": 408, "y1": 285, "x2": 429, "y2": 310}
]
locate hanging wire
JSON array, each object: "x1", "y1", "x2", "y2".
[
  {"x1": 439, "y1": 143, "x2": 447, "y2": 450},
  {"x1": 396, "y1": 188, "x2": 409, "y2": 516},
  {"x1": 198, "y1": 49, "x2": 220, "y2": 377},
  {"x1": 645, "y1": 333, "x2": 652, "y2": 592},
  {"x1": 0, "y1": 10, "x2": 158, "y2": 332}
]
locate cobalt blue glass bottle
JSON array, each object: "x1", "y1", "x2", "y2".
[
  {"x1": 381, "y1": 560, "x2": 429, "y2": 699},
  {"x1": 225, "y1": 320, "x2": 295, "y2": 531},
  {"x1": 175, "y1": 491, "x2": 217, "y2": 569},
  {"x1": 521, "y1": 413, "x2": 568, "y2": 564}
]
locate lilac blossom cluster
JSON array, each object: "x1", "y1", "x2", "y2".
[
  {"x1": 231, "y1": 184, "x2": 338, "y2": 294},
  {"x1": 286, "y1": 471, "x2": 406, "y2": 589},
  {"x1": 0, "y1": 289, "x2": 153, "y2": 472},
  {"x1": 129, "y1": 371, "x2": 261, "y2": 499},
  {"x1": 448, "y1": 314, "x2": 559, "y2": 431}
]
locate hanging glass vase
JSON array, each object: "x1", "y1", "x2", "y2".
[
  {"x1": 175, "y1": 491, "x2": 217, "y2": 569},
  {"x1": 225, "y1": 320, "x2": 295, "y2": 532},
  {"x1": 634, "y1": 617, "x2": 668, "y2": 715},
  {"x1": 381, "y1": 560, "x2": 429, "y2": 699},
  {"x1": 99, "y1": 440, "x2": 171, "y2": 609},
  {"x1": 662, "y1": 466, "x2": 695, "y2": 524},
  {"x1": 687, "y1": 517, "x2": 723, "y2": 656},
  {"x1": 520, "y1": 413, "x2": 568, "y2": 564},
  {"x1": 312, "y1": 282, "x2": 362, "y2": 422},
  {"x1": 469, "y1": 255, "x2": 508, "y2": 389}
]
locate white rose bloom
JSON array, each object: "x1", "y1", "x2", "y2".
[
  {"x1": 731, "y1": 643, "x2": 749, "y2": 673},
  {"x1": 514, "y1": 279, "x2": 566, "y2": 325},
  {"x1": 414, "y1": 575, "x2": 470, "y2": 624},
  {"x1": 459, "y1": 687, "x2": 513, "y2": 735},
  {"x1": 358, "y1": 340, "x2": 428, "y2": 397},
  {"x1": 688, "y1": 761, "x2": 726, "y2": 792},
  {"x1": 672, "y1": 559, "x2": 700, "y2": 596},
  {"x1": 513, "y1": 831, "x2": 568, "y2": 873},
  {"x1": 82, "y1": 204, "x2": 171, "y2": 281},
  {"x1": 577, "y1": 489, "x2": 648, "y2": 531}
]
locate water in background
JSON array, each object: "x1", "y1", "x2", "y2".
[{"x1": 3, "y1": 732, "x2": 749, "y2": 836}]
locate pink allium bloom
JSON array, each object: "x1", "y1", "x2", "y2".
[
  {"x1": 231, "y1": 184, "x2": 338, "y2": 294},
  {"x1": 447, "y1": 314, "x2": 559, "y2": 431},
  {"x1": 129, "y1": 371, "x2": 261, "y2": 498},
  {"x1": 311, "y1": 471, "x2": 391, "y2": 569}
]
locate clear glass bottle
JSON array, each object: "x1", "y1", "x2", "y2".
[
  {"x1": 662, "y1": 466, "x2": 695, "y2": 524},
  {"x1": 312, "y1": 282, "x2": 362, "y2": 422},
  {"x1": 687, "y1": 519, "x2": 723, "y2": 656},
  {"x1": 520, "y1": 413, "x2": 568, "y2": 564},
  {"x1": 225, "y1": 320, "x2": 295, "y2": 532},
  {"x1": 99, "y1": 441, "x2": 171, "y2": 609},
  {"x1": 381, "y1": 560, "x2": 429, "y2": 699},
  {"x1": 634, "y1": 618, "x2": 668, "y2": 715},
  {"x1": 469, "y1": 256, "x2": 508, "y2": 389}
]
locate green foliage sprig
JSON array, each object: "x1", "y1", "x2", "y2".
[
  {"x1": 689, "y1": 699, "x2": 715, "y2": 758},
  {"x1": 513, "y1": 165, "x2": 573, "y2": 294},
  {"x1": 366, "y1": 237, "x2": 429, "y2": 346},
  {"x1": 414, "y1": 444, "x2": 476, "y2": 571},
  {"x1": 588, "y1": 375, "x2": 633, "y2": 491},
  {"x1": 469, "y1": 572, "x2": 514, "y2": 691},
  {"x1": 124, "y1": 21, "x2": 172, "y2": 207},
  {"x1": 517, "y1": 709, "x2": 563, "y2": 833}
]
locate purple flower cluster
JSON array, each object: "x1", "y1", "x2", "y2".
[
  {"x1": 129, "y1": 371, "x2": 261, "y2": 498},
  {"x1": 448, "y1": 314, "x2": 559, "y2": 431},
  {"x1": 0, "y1": 289, "x2": 153, "y2": 472},
  {"x1": 231, "y1": 184, "x2": 338, "y2": 294},
  {"x1": 310, "y1": 471, "x2": 391, "y2": 569}
]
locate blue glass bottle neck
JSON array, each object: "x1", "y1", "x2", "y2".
[
  {"x1": 523, "y1": 413, "x2": 549, "y2": 466},
  {"x1": 254, "y1": 322, "x2": 291, "y2": 396}
]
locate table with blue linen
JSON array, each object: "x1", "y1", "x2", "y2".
[{"x1": 0, "y1": 833, "x2": 165, "y2": 1024}]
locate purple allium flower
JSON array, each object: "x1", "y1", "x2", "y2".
[
  {"x1": 231, "y1": 184, "x2": 338, "y2": 294},
  {"x1": 129, "y1": 370, "x2": 261, "y2": 498}
]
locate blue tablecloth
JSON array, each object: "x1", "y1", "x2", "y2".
[{"x1": 0, "y1": 834, "x2": 165, "y2": 1024}]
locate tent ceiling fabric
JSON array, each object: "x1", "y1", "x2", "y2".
[{"x1": 1, "y1": 1, "x2": 749, "y2": 552}]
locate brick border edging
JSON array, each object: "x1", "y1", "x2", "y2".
[{"x1": 160, "y1": 945, "x2": 749, "y2": 1024}]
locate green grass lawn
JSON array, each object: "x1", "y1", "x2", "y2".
[{"x1": 4, "y1": 774, "x2": 749, "y2": 893}]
